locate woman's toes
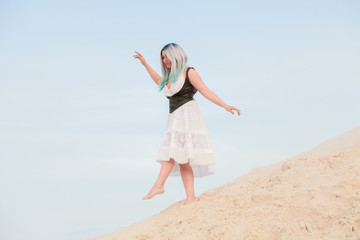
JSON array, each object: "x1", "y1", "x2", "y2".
[{"x1": 142, "y1": 186, "x2": 165, "y2": 200}]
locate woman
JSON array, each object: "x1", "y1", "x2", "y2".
[{"x1": 133, "y1": 43, "x2": 240, "y2": 205}]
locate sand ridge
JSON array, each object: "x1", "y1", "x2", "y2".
[{"x1": 90, "y1": 126, "x2": 360, "y2": 240}]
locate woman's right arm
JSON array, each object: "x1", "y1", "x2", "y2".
[{"x1": 133, "y1": 51, "x2": 162, "y2": 86}]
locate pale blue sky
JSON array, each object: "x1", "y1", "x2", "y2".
[{"x1": 1, "y1": 1, "x2": 359, "y2": 240}]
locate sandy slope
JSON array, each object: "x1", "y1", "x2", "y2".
[{"x1": 90, "y1": 126, "x2": 360, "y2": 240}]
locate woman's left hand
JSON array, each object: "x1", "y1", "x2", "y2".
[{"x1": 225, "y1": 105, "x2": 241, "y2": 116}]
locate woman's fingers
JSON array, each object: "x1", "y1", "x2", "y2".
[
  {"x1": 133, "y1": 51, "x2": 145, "y2": 60},
  {"x1": 227, "y1": 108, "x2": 235, "y2": 115},
  {"x1": 233, "y1": 107, "x2": 240, "y2": 116},
  {"x1": 133, "y1": 51, "x2": 146, "y2": 65},
  {"x1": 227, "y1": 106, "x2": 241, "y2": 116}
]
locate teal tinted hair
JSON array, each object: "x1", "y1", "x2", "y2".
[
  {"x1": 159, "y1": 43, "x2": 188, "y2": 91},
  {"x1": 158, "y1": 65, "x2": 185, "y2": 91}
]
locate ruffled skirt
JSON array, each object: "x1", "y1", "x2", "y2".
[{"x1": 156, "y1": 100, "x2": 215, "y2": 178}]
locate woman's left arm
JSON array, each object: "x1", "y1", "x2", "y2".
[{"x1": 188, "y1": 69, "x2": 241, "y2": 116}]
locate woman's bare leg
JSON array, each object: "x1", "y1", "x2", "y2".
[
  {"x1": 142, "y1": 158, "x2": 175, "y2": 200},
  {"x1": 179, "y1": 162, "x2": 196, "y2": 205}
]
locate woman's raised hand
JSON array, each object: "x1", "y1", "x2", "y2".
[
  {"x1": 225, "y1": 105, "x2": 241, "y2": 116},
  {"x1": 133, "y1": 51, "x2": 162, "y2": 85},
  {"x1": 133, "y1": 51, "x2": 147, "y2": 65}
]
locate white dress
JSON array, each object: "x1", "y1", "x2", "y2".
[{"x1": 156, "y1": 67, "x2": 216, "y2": 178}]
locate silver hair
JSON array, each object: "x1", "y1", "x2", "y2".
[{"x1": 159, "y1": 43, "x2": 188, "y2": 91}]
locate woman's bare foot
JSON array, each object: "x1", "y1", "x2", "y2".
[
  {"x1": 142, "y1": 186, "x2": 165, "y2": 200},
  {"x1": 184, "y1": 197, "x2": 196, "y2": 205}
]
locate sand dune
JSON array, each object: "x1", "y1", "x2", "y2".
[{"x1": 90, "y1": 126, "x2": 360, "y2": 240}]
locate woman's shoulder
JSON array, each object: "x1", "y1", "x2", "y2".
[
  {"x1": 185, "y1": 66, "x2": 200, "y2": 85},
  {"x1": 186, "y1": 66, "x2": 198, "y2": 76},
  {"x1": 186, "y1": 66, "x2": 196, "y2": 74},
  {"x1": 185, "y1": 66, "x2": 194, "y2": 78}
]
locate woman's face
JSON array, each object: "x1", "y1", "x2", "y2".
[{"x1": 162, "y1": 51, "x2": 172, "y2": 68}]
